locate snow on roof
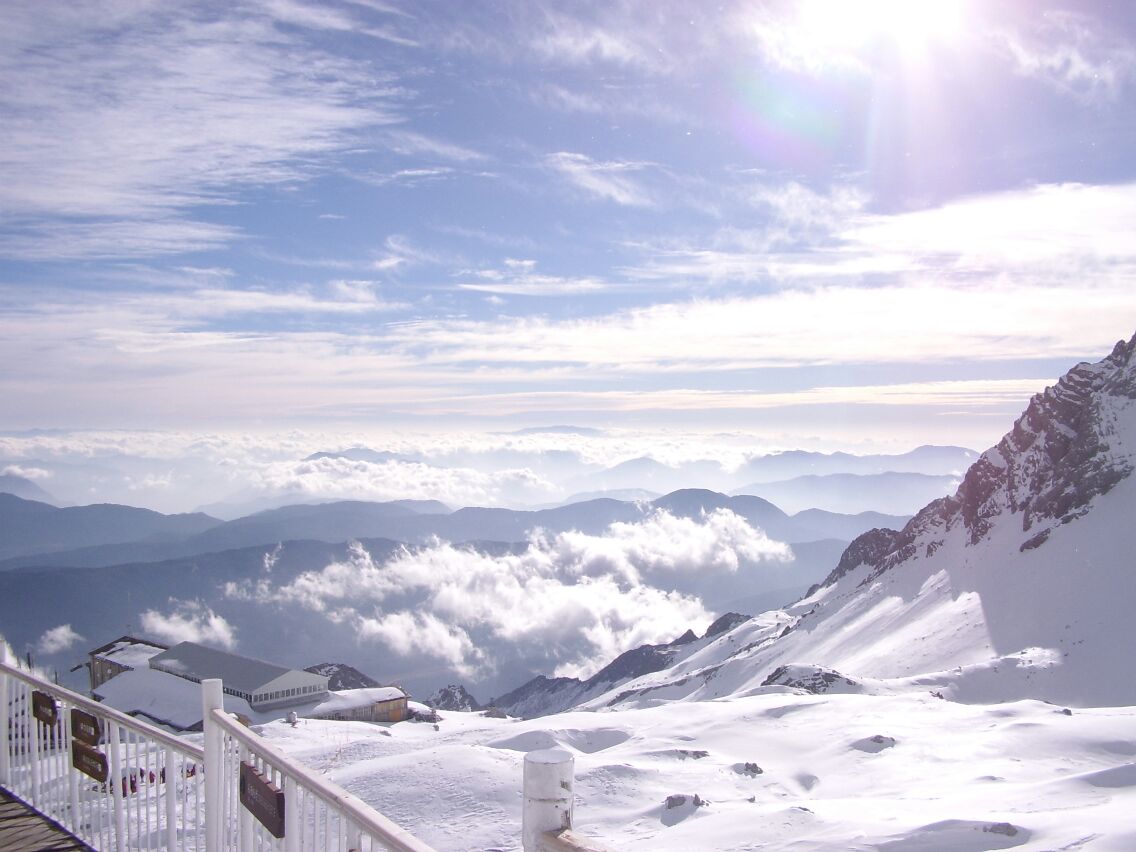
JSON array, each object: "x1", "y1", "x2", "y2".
[
  {"x1": 148, "y1": 641, "x2": 325, "y2": 694},
  {"x1": 95, "y1": 637, "x2": 167, "y2": 669},
  {"x1": 310, "y1": 687, "x2": 406, "y2": 715},
  {"x1": 94, "y1": 667, "x2": 253, "y2": 730},
  {"x1": 95, "y1": 668, "x2": 404, "y2": 730}
]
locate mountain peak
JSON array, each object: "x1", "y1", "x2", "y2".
[{"x1": 825, "y1": 333, "x2": 1136, "y2": 587}]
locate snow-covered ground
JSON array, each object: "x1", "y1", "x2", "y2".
[{"x1": 261, "y1": 691, "x2": 1136, "y2": 851}]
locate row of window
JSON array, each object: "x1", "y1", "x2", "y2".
[{"x1": 253, "y1": 684, "x2": 324, "y2": 704}]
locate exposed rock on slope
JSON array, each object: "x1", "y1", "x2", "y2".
[
  {"x1": 493, "y1": 617, "x2": 750, "y2": 718},
  {"x1": 304, "y1": 662, "x2": 381, "y2": 691},
  {"x1": 427, "y1": 683, "x2": 482, "y2": 712},
  {"x1": 825, "y1": 333, "x2": 1136, "y2": 587}
]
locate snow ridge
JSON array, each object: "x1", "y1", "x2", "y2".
[{"x1": 825, "y1": 331, "x2": 1136, "y2": 585}]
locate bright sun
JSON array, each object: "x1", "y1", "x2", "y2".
[{"x1": 795, "y1": 0, "x2": 967, "y2": 58}]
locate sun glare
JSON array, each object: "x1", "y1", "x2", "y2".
[{"x1": 795, "y1": 0, "x2": 966, "y2": 62}]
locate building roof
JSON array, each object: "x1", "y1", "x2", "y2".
[
  {"x1": 91, "y1": 636, "x2": 167, "y2": 669},
  {"x1": 95, "y1": 668, "x2": 403, "y2": 731},
  {"x1": 148, "y1": 641, "x2": 324, "y2": 695},
  {"x1": 310, "y1": 687, "x2": 406, "y2": 715},
  {"x1": 94, "y1": 667, "x2": 243, "y2": 731}
]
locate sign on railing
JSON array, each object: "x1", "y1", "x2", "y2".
[
  {"x1": 239, "y1": 760, "x2": 286, "y2": 838},
  {"x1": 1, "y1": 655, "x2": 208, "y2": 850}
]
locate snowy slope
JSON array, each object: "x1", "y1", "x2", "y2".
[
  {"x1": 260, "y1": 693, "x2": 1136, "y2": 851},
  {"x1": 582, "y1": 334, "x2": 1136, "y2": 710}
]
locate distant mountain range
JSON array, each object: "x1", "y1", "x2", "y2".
[
  {"x1": 0, "y1": 472, "x2": 58, "y2": 504},
  {"x1": 0, "y1": 490, "x2": 907, "y2": 571},
  {"x1": 562, "y1": 445, "x2": 976, "y2": 501},
  {"x1": 0, "y1": 493, "x2": 219, "y2": 562},
  {"x1": 732, "y1": 471, "x2": 960, "y2": 515}
]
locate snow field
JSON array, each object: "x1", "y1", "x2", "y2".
[{"x1": 260, "y1": 691, "x2": 1136, "y2": 850}]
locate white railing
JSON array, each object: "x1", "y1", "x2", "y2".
[
  {"x1": 1, "y1": 655, "x2": 207, "y2": 850},
  {"x1": 3, "y1": 656, "x2": 607, "y2": 852},
  {"x1": 201, "y1": 679, "x2": 436, "y2": 852}
]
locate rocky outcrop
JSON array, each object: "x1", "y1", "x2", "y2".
[
  {"x1": 426, "y1": 683, "x2": 482, "y2": 712},
  {"x1": 822, "y1": 333, "x2": 1136, "y2": 585},
  {"x1": 304, "y1": 662, "x2": 380, "y2": 690},
  {"x1": 761, "y1": 663, "x2": 862, "y2": 694},
  {"x1": 492, "y1": 615, "x2": 753, "y2": 718},
  {"x1": 704, "y1": 612, "x2": 750, "y2": 638}
]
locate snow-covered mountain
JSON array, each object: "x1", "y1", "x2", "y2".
[
  {"x1": 304, "y1": 662, "x2": 381, "y2": 691},
  {"x1": 427, "y1": 684, "x2": 483, "y2": 712},
  {"x1": 491, "y1": 613, "x2": 750, "y2": 719},
  {"x1": 579, "y1": 334, "x2": 1136, "y2": 710}
]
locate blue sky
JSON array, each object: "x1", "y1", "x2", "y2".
[{"x1": 3, "y1": 0, "x2": 1136, "y2": 450}]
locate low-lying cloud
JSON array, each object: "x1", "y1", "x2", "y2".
[
  {"x1": 37, "y1": 624, "x2": 83, "y2": 654},
  {"x1": 140, "y1": 600, "x2": 237, "y2": 650},
  {"x1": 225, "y1": 509, "x2": 790, "y2": 680}
]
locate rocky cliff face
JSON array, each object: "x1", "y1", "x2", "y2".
[
  {"x1": 825, "y1": 333, "x2": 1136, "y2": 586},
  {"x1": 491, "y1": 616, "x2": 751, "y2": 718},
  {"x1": 426, "y1": 683, "x2": 482, "y2": 712},
  {"x1": 304, "y1": 662, "x2": 381, "y2": 691}
]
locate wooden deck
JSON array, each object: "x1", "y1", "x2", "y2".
[{"x1": 0, "y1": 787, "x2": 92, "y2": 851}]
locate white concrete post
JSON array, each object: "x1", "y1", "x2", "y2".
[
  {"x1": 201, "y1": 678, "x2": 225, "y2": 852},
  {"x1": 522, "y1": 748, "x2": 574, "y2": 852}
]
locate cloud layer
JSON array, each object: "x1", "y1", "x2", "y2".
[{"x1": 225, "y1": 509, "x2": 791, "y2": 680}]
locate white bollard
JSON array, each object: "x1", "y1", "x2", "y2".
[{"x1": 522, "y1": 748, "x2": 574, "y2": 852}]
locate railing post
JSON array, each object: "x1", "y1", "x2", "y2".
[
  {"x1": 0, "y1": 668, "x2": 10, "y2": 786},
  {"x1": 107, "y1": 719, "x2": 126, "y2": 852},
  {"x1": 202, "y1": 678, "x2": 225, "y2": 852},
  {"x1": 238, "y1": 744, "x2": 253, "y2": 850},
  {"x1": 67, "y1": 708, "x2": 80, "y2": 838},
  {"x1": 29, "y1": 693, "x2": 42, "y2": 806},
  {"x1": 522, "y1": 749, "x2": 574, "y2": 852},
  {"x1": 165, "y1": 745, "x2": 178, "y2": 850},
  {"x1": 284, "y1": 774, "x2": 301, "y2": 852}
]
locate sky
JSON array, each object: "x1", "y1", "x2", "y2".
[{"x1": 3, "y1": 0, "x2": 1136, "y2": 452}]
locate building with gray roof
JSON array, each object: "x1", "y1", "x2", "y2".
[{"x1": 148, "y1": 641, "x2": 328, "y2": 711}]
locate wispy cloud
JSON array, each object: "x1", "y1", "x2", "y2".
[
  {"x1": 625, "y1": 181, "x2": 1136, "y2": 285},
  {"x1": 995, "y1": 10, "x2": 1136, "y2": 101},
  {"x1": 545, "y1": 152, "x2": 654, "y2": 206},
  {"x1": 384, "y1": 130, "x2": 487, "y2": 163},
  {"x1": 456, "y1": 258, "x2": 607, "y2": 296},
  {"x1": 0, "y1": 2, "x2": 403, "y2": 259},
  {"x1": 405, "y1": 378, "x2": 1052, "y2": 417}
]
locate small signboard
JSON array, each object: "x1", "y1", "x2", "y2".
[
  {"x1": 71, "y1": 709, "x2": 102, "y2": 746},
  {"x1": 72, "y1": 740, "x2": 109, "y2": 783},
  {"x1": 240, "y1": 761, "x2": 286, "y2": 838},
  {"x1": 31, "y1": 691, "x2": 58, "y2": 727}
]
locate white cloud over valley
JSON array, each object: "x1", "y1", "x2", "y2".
[
  {"x1": 224, "y1": 510, "x2": 791, "y2": 680},
  {"x1": 140, "y1": 601, "x2": 237, "y2": 650},
  {"x1": 37, "y1": 624, "x2": 83, "y2": 655}
]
